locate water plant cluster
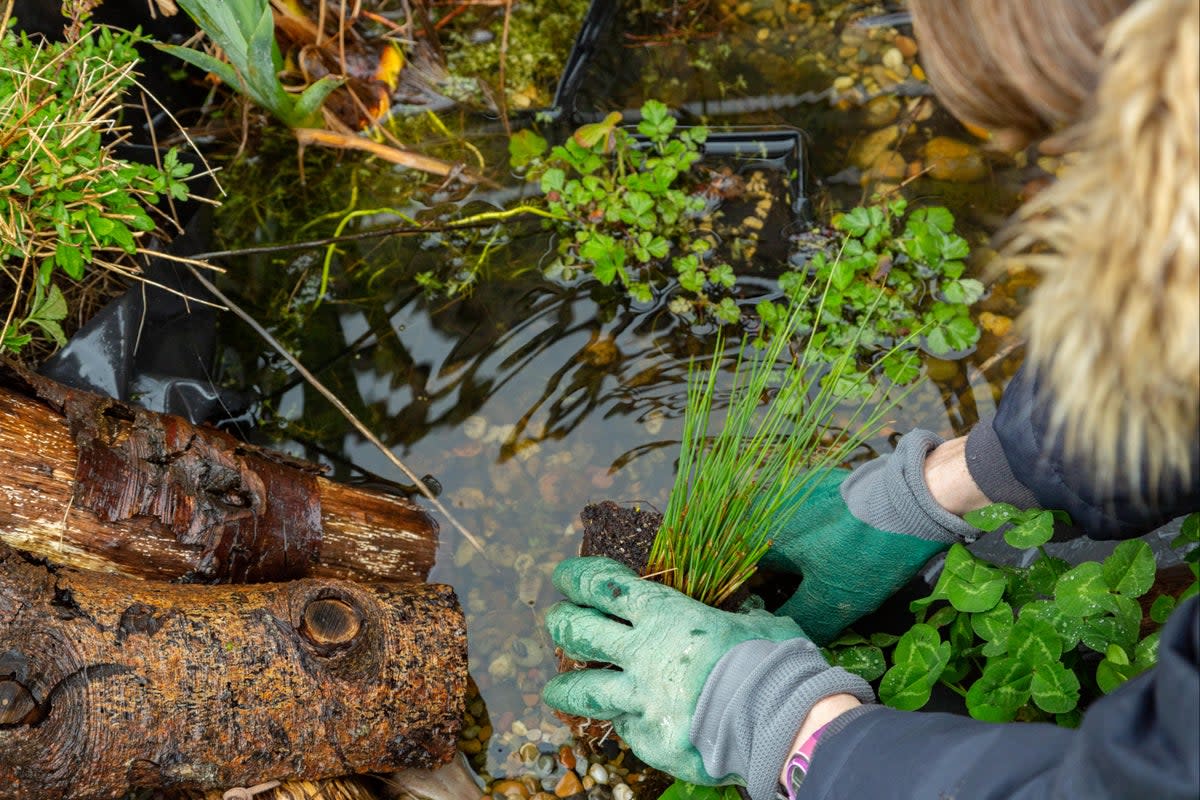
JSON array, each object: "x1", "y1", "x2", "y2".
[
  {"x1": 827, "y1": 508, "x2": 1199, "y2": 724},
  {"x1": 510, "y1": 100, "x2": 741, "y2": 321},
  {"x1": 759, "y1": 198, "x2": 982, "y2": 385},
  {"x1": 0, "y1": 21, "x2": 192, "y2": 354}
]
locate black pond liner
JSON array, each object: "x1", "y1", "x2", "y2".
[{"x1": 546, "y1": 0, "x2": 620, "y2": 122}]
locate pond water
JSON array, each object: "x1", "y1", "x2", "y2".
[{"x1": 210, "y1": 1, "x2": 1049, "y2": 791}]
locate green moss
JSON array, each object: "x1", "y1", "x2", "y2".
[{"x1": 440, "y1": 0, "x2": 592, "y2": 110}]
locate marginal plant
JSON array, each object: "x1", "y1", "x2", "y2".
[
  {"x1": 509, "y1": 100, "x2": 742, "y2": 321},
  {"x1": 826, "y1": 508, "x2": 1199, "y2": 724},
  {"x1": 0, "y1": 19, "x2": 193, "y2": 354},
  {"x1": 647, "y1": 275, "x2": 905, "y2": 608},
  {"x1": 758, "y1": 198, "x2": 983, "y2": 384},
  {"x1": 159, "y1": 0, "x2": 343, "y2": 129}
]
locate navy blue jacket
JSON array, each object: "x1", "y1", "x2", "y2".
[{"x1": 802, "y1": 364, "x2": 1200, "y2": 798}]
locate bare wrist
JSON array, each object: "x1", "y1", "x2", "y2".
[
  {"x1": 778, "y1": 693, "x2": 861, "y2": 785},
  {"x1": 923, "y1": 435, "x2": 990, "y2": 517}
]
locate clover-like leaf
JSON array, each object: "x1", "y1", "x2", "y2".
[
  {"x1": 832, "y1": 644, "x2": 887, "y2": 682},
  {"x1": 1030, "y1": 660, "x2": 1080, "y2": 714},
  {"x1": 879, "y1": 623, "x2": 951, "y2": 710},
  {"x1": 971, "y1": 601, "x2": 1014, "y2": 643},
  {"x1": 934, "y1": 543, "x2": 1007, "y2": 612},
  {"x1": 1009, "y1": 616, "x2": 1062, "y2": 667},
  {"x1": 1102, "y1": 540, "x2": 1156, "y2": 597},
  {"x1": 963, "y1": 502, "x2": 1022, "y2": 532},
  {"x1": 1055, "y1": 561, "x2": 1118, "y2": 617},
  {"x1": 966, "y1": 657, "x2": 1032, "y2": 722},
  {"x1": 1005, "y1": 510, "x2": 1055, "y2": 549}
]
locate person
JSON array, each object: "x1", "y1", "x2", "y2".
[{"x1": 541, "y1": 1, "x2": 1200, "y2": 798}]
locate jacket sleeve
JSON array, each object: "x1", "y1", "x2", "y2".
[
  {"x1": 799, "y1": 596, "x2": 1200, "y2": 800},
  {"x1": 964, "y1": 364, "x2": 1200, "y2": 538}
]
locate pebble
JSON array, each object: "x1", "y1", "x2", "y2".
[
  {"x1": 867, "y1": 151, "x2": 907, "y2": 182},
  {"x1": 555, "y1": 771, "x2": 584, "y2": 797},
  {"x1": 979, "y1": 312, "x2": 1013, "y2": 337},
  {"x1": 588, "y1": 764, "x2": 609, "y2": 785},
  {"x1": 849, "y1": 125, "x2": 899, "y2": 169},
  {"x1": 519, "y1": 742, "x2": 540, "y2": 762},
  {"x1": 862, "y1": 94, "x2": 900, "y2": 128},
  {"x1": 923, "y1": 136, "x2": 988, "y2": 182},
  {"x1": 832, "y1": 74, "x2": 855, "y2": 92},
  {"x1": 894, "y1": 34, "x2": 918, "y2": 58},
  {"x1": 493, "y1": 779, "x2": 529, "y2": 799},
  {"x1": 881, "y1": 47, "x2": 904, "y2": 71},
  {"x1": 558, "y1": 745, "x2": 576, "y2": 771},
  {"x1": 612, "y1": 786, "x2": 633, "y2": 800},
  {"x1": 512, "y1": 720, "x2": 529, "y2": 737}
]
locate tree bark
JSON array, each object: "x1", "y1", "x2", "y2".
[
  {"x1": 0, "y1": 544, "x2": 466, "y2": 799},
  {"x1": 0, "y1": 373, "x2": 437, "y2": 584}
]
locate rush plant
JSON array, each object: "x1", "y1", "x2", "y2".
[{"x1": 647, "y1": 273, "x2": 906, "y2": 608}]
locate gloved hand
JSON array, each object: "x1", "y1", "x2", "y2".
[
  {"x1": 761, "y1": 429, "x2": 979, "y2": 644},
  {"x1": 542, "y1": 557, "x2": 874, "y2": 800}
]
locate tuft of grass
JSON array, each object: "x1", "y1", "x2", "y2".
[
  {"x1": 647, "y1": 264, "x2": 912, "y2": 608},
  {"x1": 0, "y1": 15, "x2": 196, "y2": 355}
]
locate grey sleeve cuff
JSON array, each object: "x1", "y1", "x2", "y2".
[
  {"x1": 841, "y1": 429, "x2": 981, "y2": 544},
  {"x1": 965, "y1": 417, "x2": 1040, "y2": 509},
  {"x1": 690, "y1": 638, "x2": 875, "y2": 800}
]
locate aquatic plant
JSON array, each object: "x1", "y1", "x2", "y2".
[
  {"x1": 510, "y1": 99, "x2": 744, "y2": 322},
  {"x1": 0, "y1": 20, "x2": 193, "y2": 354},
  {"x1": 646, "y1": 273, "x2": 904, "y2": 608},
  {"x1": 759, "y1": 198, "x2": 983, "y2": 384},
  {"x1": 826, "y1": 508, "x2": 1198, "y2": 724},
  {"x1": 159, "y1": 0, "x2": 343, "y2": 129}
]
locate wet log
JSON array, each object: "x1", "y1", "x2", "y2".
[
  {"x1": 0, "y1": 544, "x2": 466, "y2": 800},
  {"x1": 0, "y1": 373, "x2": 437, "y2": 584}
]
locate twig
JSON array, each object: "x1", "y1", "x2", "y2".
[{"x1": 183, "y1": 264, "x2": 486, "y2": 555}]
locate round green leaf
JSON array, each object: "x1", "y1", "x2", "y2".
[
  {"x1": 880, "y1": 662, "x2": 938, "y2": 711},
  {"x1": 1005, "y1": 510, "x2": 1055, "y2": 548},
  {"x1": 1149, "y1": 594, "x2": 1176, "y2": 624},
  {"x1": 1028, "y1": 555, "x2": 1071, "y2": 596},
  {"x1": 1102, "y1": 540, "x2": 1156, "y2": 597},
  {"x1": 832, "y1": 644, "x2": 887, "y2": 682},
  {"x1": 1009, "y1": 616, "x2": 1063, "y2": 667},
  {"x1": 963, "y1": 503, "x2": 1021, "y2": 533},
  {"x1": 1055, "y1": 562, "x2": 1118, "y2": 617},
  {"x1": 1031, "y1": 661, "x2": 1080, "y2": 714},
  {"x1": 966, "y1": 656, "x2": 1032, "y2": 721},
  {"x1": 971, "y1": 602, "x2": 1014, "y2": 642},
  {"x1": 935, "y1": 544, "x2": 1007, "y2": 612}
]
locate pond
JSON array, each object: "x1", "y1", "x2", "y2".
[{"x1": 208, "y1": 1, "x2": 1048, "y2": 793}]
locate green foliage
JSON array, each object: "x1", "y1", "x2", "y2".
[
  {"x1": 0, "y1": 22, "x2": 193, "y2": 353},
  {"x1": 160, "y1": 0, "x2": 343, "y2": 128},
  {"x1": 510, "y1": 100, "x2": 732, "y2": 317},
  {"x1": 827, "y1": 508, "x2": 1200, "y2": 725},
  {"x1": 648, "y1": 268, "x2": 904, "y2": 608},
  {"x1": 758, "y1": 198, "x2": 981, "y2": 382}
]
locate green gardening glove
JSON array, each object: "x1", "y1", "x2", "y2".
[
  {"x1": 761, "y1": 430, "x2": 979, "y2": 644},
  {"x1": 542, "y1": 556, "x2": 835, "y2": 788}
]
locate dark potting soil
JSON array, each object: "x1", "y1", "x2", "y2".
[{"x1": 579, "y1": 500, "x2": 662, "y2": 572}]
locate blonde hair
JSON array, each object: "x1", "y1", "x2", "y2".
[
  {"x1": 1004, "y1": 0, "x2": 1200, "y2": 492},
  {"x1": 912, "y1": 0, "x2": 1200, "y2": 494},
  {"x1": 910, "y1": 0, "x2": 1130, "y2": 146}
]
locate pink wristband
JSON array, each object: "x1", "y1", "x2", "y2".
[{"x1": 781, "y1": 721, "x2": 830, "y2": 800}]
